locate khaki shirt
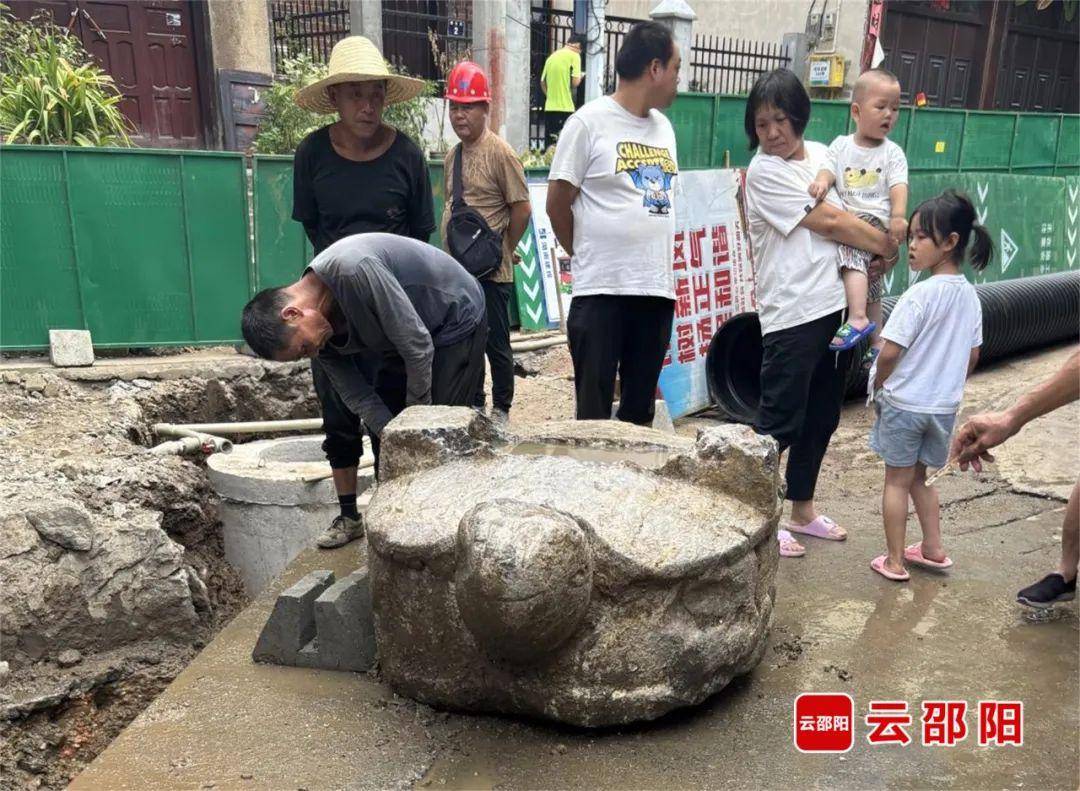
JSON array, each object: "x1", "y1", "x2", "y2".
[{"x1": 441, "y1": 129, "x2": 531, "y2": 283}]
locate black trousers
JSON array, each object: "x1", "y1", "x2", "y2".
[
  {"x1": 566, "y1": 294, "x2": 675, "y2": 425},
  {"x1": 368, "y1": 316, "x2": 488, "y2": 477},
  {"x1": 312, "y1": 354, "x2": 374, "y2": 470},
  {"x1": 754, "y1": 309, "x2": 852, "y2": 503},
  {"x1": 544, "y1": 111, "x2": 572, "y2": 148},
  {"x1": 474, "y1": 280, "x2": 514, "y2": 413}
]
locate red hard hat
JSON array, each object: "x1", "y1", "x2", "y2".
[{"x1": 445, "y1": 61, "x2": 491, "y2": 103}]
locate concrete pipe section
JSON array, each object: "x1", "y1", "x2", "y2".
[{"x1": 207, "y1": 435, "x2": 374, "y2": 595}]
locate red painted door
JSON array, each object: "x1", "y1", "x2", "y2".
[{"x1": 8, "y1": 0, "x2": 205, "y2": 148}]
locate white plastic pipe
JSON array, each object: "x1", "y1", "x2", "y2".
[
  {"x1": 152, "y1": 419, "x2": 322, "y2": 436},
  {"x1": 511, "y1": 336, "x2": 567, "y2": 352},
  {"x1": 150, "y1": 428, "x2": 232, "y2": 455}
]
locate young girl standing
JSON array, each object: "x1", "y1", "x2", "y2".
[{"x1": 868, "y1": 190, "x2": 993, "y2": 581}]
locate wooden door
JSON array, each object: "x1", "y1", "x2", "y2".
[
  {"x1": 994, "y1": 1, "x2": 1079, "y2": 113},
  {"x1": 8, "y1": 0, "x2": 205, "y2": 147},
  {"x1": 880, "y1": 0, "x2": 991, "y2": 108}
]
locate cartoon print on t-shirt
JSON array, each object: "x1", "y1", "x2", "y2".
[
  {"x1": 614, "y1": 142, "x2": 678, "y2": 216},
  {"x1": 843, "y1": 166, "x2": 882, "y2": 190}
]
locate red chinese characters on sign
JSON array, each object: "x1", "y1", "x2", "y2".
[
  {"x1": 692, "y1": 273, "x2": 711, "y2": 313},
  {"x1": 713, "y1": 268, "x2": 732, "y2": 311},
  {"x1": 712, "y1": 224, "x2": 730, "y2": 265},
  {"x1": 688, "y1": 227, "x2": 706, "y2": 269},
  {"x1": 921, "y1": 701, "x2": 968, "y2": 746},
  {"x1": 675, "y1": 322, "x2": 695, "y2": 365},
  {"x1": 793, "y1": 693, "x2": 854, "y2": 753},
  {"x1": 866, "y1": 701, "x2": 913, "y2": 746},
  {"x1": 979, "y1": 701, "x2": 1023, "y2": 746},
  {"x1": 674, "y1": 276, "x2": 692, "y2": 319},
  {"x1": 673, "y1": 231, "x2": 686, "y2": 271},
  {"x1": 696, "y1": 314, "x2": 713, "y2": 358}
]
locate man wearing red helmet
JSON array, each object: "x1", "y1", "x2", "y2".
[{"x1": 441, "y1": 61, "x2": 532, "y2": 426}]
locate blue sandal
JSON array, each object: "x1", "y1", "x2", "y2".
[
  {"x1": 861, "y1": 346, "x2": 880, "y2": 371},
  {"x1": 829, "y1": 321, "x2": 876, "y2": 351}
]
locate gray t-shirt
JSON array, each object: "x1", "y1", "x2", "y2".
[{"x1": 308, "y1": 233, "x2": 484, "y2": 435}]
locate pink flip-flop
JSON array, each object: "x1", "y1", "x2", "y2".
[
  {"x1": 904, "y1": 543, "x2": 953, "y2": 571},
  {"x1": 871, "y1": 555, "x2": 910, "y2": 581},
  {"x1": 787, "y1": 515, "x2": 847, "y2": 541},
  {"x1": 778, "y1": 529, "x2": 805, "y2": 558}
]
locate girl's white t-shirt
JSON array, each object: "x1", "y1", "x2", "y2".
[
  {"x1": 744, "y1": 141, "x2": 846, "y2": 335},
  {"x1": 548, "y1": 96, "x2": 679, "y2": 299},
  {"x1": 873, "y1": 274, "x2": 983, "y2": 414}
]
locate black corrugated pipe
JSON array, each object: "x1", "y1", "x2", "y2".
[{"x1": 706, "y1": 271, "x2": 1080, "y2": 425}]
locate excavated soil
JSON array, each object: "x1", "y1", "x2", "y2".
[{"x1": 0, "y1": 350, "x2": 319, "y2": 790}]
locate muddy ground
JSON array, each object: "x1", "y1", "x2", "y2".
[
  {"x1": 3, "y1": 342, "x2": 1078, "y2": 790},
  {"x1": 68, "y1": 343, "x2": 1080, "y2": 791}
]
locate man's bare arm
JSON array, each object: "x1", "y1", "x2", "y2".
[{"x1": 546, "y1": 179, "x2": 579, "y2": 256}]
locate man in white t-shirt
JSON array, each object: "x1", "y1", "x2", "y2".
[{"x1": 546, "y1": 21, "x2": 681, "y2": 425}]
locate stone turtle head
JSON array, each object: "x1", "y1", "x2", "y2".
[{"x1": 454, "y1": 499, "x2": 593, "y2": 664}]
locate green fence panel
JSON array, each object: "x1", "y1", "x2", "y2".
[
  {"x1": 0, "y1": 148, "x2": 84, "y2": 348},
  {"x1": 961, "y1": 112, "x2": 1015, "y2": 171},
  {"x1": 803, "y1": 100, "x2": 851, "y2": 147},
  {"x1": 711, "y1": 95, "x2": 752, "y2": 167},
  {"x1": 1057, "y1": 115, "x2": 1079, "y2": 174},
  {"x1": 883, "y1": 172, "x2": 1071, "y2": 297},
  {"x1": 665, "y1": 92, "x2": 714, "y2": 169},
  {"x1": 182, "y1": 154, "x2": 253, "y2": 343},
  {"x1": 65, "y1": 149, "x2": 248, "y2": 346},
  {"x1": 906, "y1": 108, "x2": 965, "y2": 171},
  {"x1": 253, "y1": 155, "x2": 311, "y2": 289},
  {"x1": 430, "y1": 160, "x2": 446, "y2": 248},
  {"x1": 1012, "y1": 113, "x2": 1061, "y2": 175}
]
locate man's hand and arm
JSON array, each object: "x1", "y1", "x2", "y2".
[{"x1": 951, "y1": 349, "x2": 1080, "y2": 471}]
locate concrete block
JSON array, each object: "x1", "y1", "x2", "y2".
[
  {"x1": 312, "y1": 571, "x2": 376, "y2": 672},
  {"x1": 49, "y1": 330, "x2": 94, "y2": 367},
  {"x1": 611, "y1": 399, "x2": 676, "y2": 434},
  {"x1": 252, "y1": 570, "x2": 334, "y2": 665}
]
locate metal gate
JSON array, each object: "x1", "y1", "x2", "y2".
[
  {"x1": 269, "y1": 0, "x2": 350, "y2": 69},
  {"x1": 381, "y1": 0, "x2": 472, "y2": 82}
]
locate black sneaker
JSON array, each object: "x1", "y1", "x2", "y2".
[{"x1": 1016, "y1": 573, "x2": 1077, "y2": 609}]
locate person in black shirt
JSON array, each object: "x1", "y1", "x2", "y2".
[{"x1": 292, "y1": 35, "x2": 435, "y2": 549}]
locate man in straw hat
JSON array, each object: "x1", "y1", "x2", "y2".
[
  {"x1": 292, "y1": 36, "x2": 435, "y2": 549},
  {"x1": 441, "y1": 60, "x2": 532, "y2": 427}
]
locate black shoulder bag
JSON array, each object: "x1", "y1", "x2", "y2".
[{"x1": 446, "y1": 144, "x2": 503, "y2": 280}]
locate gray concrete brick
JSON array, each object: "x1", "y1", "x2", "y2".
[
  {"x1": 48, "y1": 330, "x2": 94, "y2": 367},
  {"x1": 312, "y1": 570, "x2": 377, "y2": 672},
  {"x1": 252, "y1": 570, "x2": 334, "y2": 665}
]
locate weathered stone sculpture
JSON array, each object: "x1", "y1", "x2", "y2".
[{"x1": 365, "y1": 406, "x2": 782, "y2": 727}]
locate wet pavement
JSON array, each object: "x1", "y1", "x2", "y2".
[{"x1": 74, "y1": 346, "x2": 1079, "y2": 790}]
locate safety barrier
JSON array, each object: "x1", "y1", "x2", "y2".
[{"x1": 2, "y1": 129, "x2": 1077, "y2": 350}]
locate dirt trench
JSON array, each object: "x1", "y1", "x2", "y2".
[{"x1": 0, "y1": 352, "x2": 319, "y2": 790}]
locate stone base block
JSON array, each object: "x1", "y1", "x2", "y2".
[
  {"x1": 49, "y1": 330, "x2": 94, "y2": 367},
  {"x1": 253, "y1": 569, "x2": 377, "y2": 673}
]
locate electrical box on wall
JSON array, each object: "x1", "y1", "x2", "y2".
[{"x1": 808, "y1": 54, "x2": 845, "y2": 88}]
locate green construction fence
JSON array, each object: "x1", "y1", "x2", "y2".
[
  {"x1": 666, "y1": 93, "x2": 1080, "y2": 176},
  {"x1": 2, "y1": 96, "x2": 1078, "y2": 350}
]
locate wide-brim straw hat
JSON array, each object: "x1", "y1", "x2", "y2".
[{"x1": 295, "y1": 36, "x2": 428, "y2": 113}]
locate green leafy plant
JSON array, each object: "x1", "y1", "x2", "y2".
[
  {"x1": 0, "y1": 5, "x2": 133, "y2": 146},
  {"x1": 520, "y1": 146, "x2": 557, "y2": 169},
  {"x1": 252, "y1": 53, "x2": 435, "y2": 155},
  {"x1": 382, "y1": 63, "x2": 435, "y2": 149},
  {"x1": 251, "y1": 53, "x2": 331, "y2": 154}
]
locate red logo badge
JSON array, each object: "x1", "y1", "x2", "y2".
[{"x1": 794, "y1": 693, "x2": 855, "y2": 753}]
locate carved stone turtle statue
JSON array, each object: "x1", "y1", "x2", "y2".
[{"x1": 365, "y1": 407, "x2": 782, "y2": 727}]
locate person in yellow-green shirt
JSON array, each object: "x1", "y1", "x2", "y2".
[{"x1": 541, "y1": 34, "x2": 585, "y2": 147}]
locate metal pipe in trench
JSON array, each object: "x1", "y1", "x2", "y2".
[{"x1": 706, "y1": 271, "x2": 1080, "y2": 425}]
